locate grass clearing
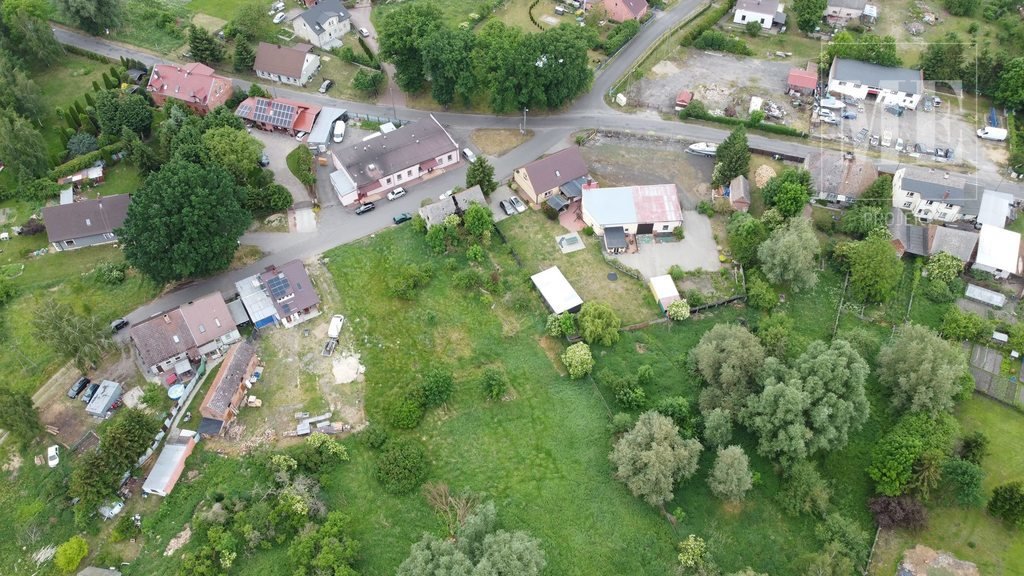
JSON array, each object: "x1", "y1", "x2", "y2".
[
  {"x1": 98, "y1": 164, "x2": 142, "y2": 197},
  {"x1": 229, "y1": 244, "x2": 266, "y2": 270},
  {"x1": 491, "y1": 0, "x2": 563, "y2": 32},
  {"x1": 499, "y1": 210, "x2": 659, "y2": 325},
  {"x1": 374, "y1": 0, "x2": 497, "y2": 30},
  {"x1": 869, "y1": 395, "x2": 1024, "y2": 575},
  {"x1": 186, "y1": 0, "x2": 250, "y2": 20},
  {"x1": 31, "y1": 54, "x2": 111, "y2": 162},
  {"x1": 470, "y1": 129, "x2": 535, "y2": 156}
]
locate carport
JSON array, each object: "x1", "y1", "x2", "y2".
[{"x1": 307, "y1": 106, "x2": 348, "y2": 148}]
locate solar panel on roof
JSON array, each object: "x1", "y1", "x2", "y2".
[
  {"x1": 236, "y1": 104, "x2": 251, "y2": 117},
  {"x1": 267, "y1": 276, "x2": 291, "y2": 300}
]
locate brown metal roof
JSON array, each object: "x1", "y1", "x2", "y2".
[
  {"x1": 179, "y1": 293, "x2": 237, "y2": 346},
  {"x1": 259, "y1": 259, "x2": 320, "y2": 319},
  {"x1": 129, "y1": 309, "x2": 195, "y2": 369},
  {"x1": 254, "y1": 42, "x2": 312, "y2": 78},
  {"x1": 43, "y1": 194, "x2": 131, "y2": 243},
  {"x1": 333, "y1": 115, "x2": 458, "y2": 187},
  {"x1": 200, "y1": 340, "x2": 256, "y2": 419},
  {"x1": 519, "y1": 148, "x2": 589, "y2": 196}
]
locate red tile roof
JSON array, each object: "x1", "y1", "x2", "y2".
[
  {"x1": 147, "y1": 63, "x2": 232, "y2": 111},
  {"x1": 788, "y1": 67, "x2": 818, "y2": 90}
]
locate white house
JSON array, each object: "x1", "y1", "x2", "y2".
[
  {"x1": 828, "y1": 58, "x2": 923, "y2": 109},
  {"x1": 293, "y1": 0, "x2": 351, "y2": 49},
  {"x1": 733, "y1": 0, "x2": 785, "y2": 30},
  {"x1": 253, "y1": 42, "x2": 321, "y2": 87},
  {"x1": 973, "y1": 225, "x2": 1021, "y2": 279},
  {"x1": 891, "y1": 167, "x2": 984, "y2": 223}
]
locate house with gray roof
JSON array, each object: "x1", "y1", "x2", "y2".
[
  {"x1": 253, "y1": 42, "x2": 320, "y2": 87},
  {"x1": 42, "y1": 194, "x2": 130, "y2": 252},
  {"x1": 824, "y1": 0, "x2": 878, "y2": 24},
  {"x1": 827, "y1": 57, "x2": 923, "y2": 109},
  {"x1": 891, "y1": 167, "x2": 984, "y2": 223},
  {"x1": 258, "y1": 259, "x2": 321, "y2": 327},
  {"x1": 804, "y1": 150, "x2": 877, "y2": 202},
  {"x1": 142, "y1": 430, "x2": 198, "y2": 496},
  {"x1": 293, "y1": 0, "x2": 350, "y2": 49},
  {"x1": 330, "y1": 114, "x2": 459, "y2": 205},
  {"x1": 419, "y1": 185, "x2": 489, "y2": 228},
  {"x1": 888, "y1": 208, "x2": 978, "y2": 262}
]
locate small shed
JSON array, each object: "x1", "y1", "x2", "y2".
[
  {"x1": 530, "y1": 266, "x2": 583, "y2": 314},
  {"x1": 674, "y1": 90, "x2": 693, "y2": 110},
  {"x1": 965, "y1": 284, "x2": 1007, "y2": 309},
  {"x1": 142, "y1": 431, "x2": 198, "y2": 497},
  {"x1": 726, "y1": 175, "x2": 751, "y2": 212},
  {"x1": 85, "y1": 380, "x2": 123, "y2": 418},
  {"x1": 649, "y1": 275, "x2": 681, "y2": 312}
]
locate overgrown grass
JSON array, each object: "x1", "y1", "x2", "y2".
[
  {"x1": 373, "y1": 0, "x2": 498, "y2": 30},
  {"x1": 869, "y1": 395, "x2": 1024, "y2": 575},
  {"x1": 31, "y1": 54, "x2": 111, "y2": 163},
  {"x1": 186, "y1": 0, "x2": 250, "y2": 20}
]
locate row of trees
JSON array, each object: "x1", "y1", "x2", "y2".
[{"x1": 378, "y1": 4, "x2": 594, "y2": 112}]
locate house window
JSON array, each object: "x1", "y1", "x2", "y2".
[
  {"x1": 662, "y1": 225, "x2": 670, "y2": 231},
  {"x1": 447, "y1": 154, "x2": 453, "y2": 161},
  {"x1": 198, "y1": 324, "x2": 206, "y2": 334},
  {"x1": 903, "y1": 201, "x2": 912, "y2": 208},
  {"x1": 926, "y1": 200, "x2": 934, "y2": 206},
  {"x1": 741, "y1": 14, "x2": 746, "y2": 21},
  {"x1": 407, "y1": 169, "x2": 413, "y2": 176},
  {"x1": 386, "y1": 177, "x2": 392, "y2": 184},
  {"x1": 64, "y1": 239, "x2": 75, "y2": 247},
  {"x1": 938, "y1": 212, "x2": 948, "y2": 219},
  {"x1": 839, "y1": 81, "x2": 847, "y2": 86}
]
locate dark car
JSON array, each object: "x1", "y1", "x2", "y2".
[
  {"x1": 111, "y1": 318, "x2": 129, "y2": 333},
  {"x1": 499, "y1": 200, "x2": 515, "y2": 216},
  {"x1": 258, "y1": 152, "x2": 270, "y2": 167},
  {"x1": 884, "y1": 105, "x2": 905, "y2": 117},
  {"x1": 67, "y1": 376, "x2": 90, "y2": 399},
  {"x1": 81, "y1": 383, "x2": 100, "y2": 403},
  {"x1": 354, "y1": 202, "x2": 375, "y2": 215},
  {"x1": 914, "y1": 143, "x2": 935, "y2": 155},
  {"x1": 393, "y1": 212, "x2": 412, "y2": 224}
]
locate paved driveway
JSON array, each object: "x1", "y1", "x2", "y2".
[
  {"x1": 611, "y1": 211, "x2": 720, "y2": 278},
  {"x1": 251, "y1": 130, "x2": 310, "y2": 205}
]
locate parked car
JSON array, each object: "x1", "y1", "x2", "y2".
[
  {"x1": 332, "y1": 120, "x2": 346, "y2": 143},
  {"x1": 67, "y1": 376, "x2": 90, "y2": 399},
  {"x1": 258, "y1": 152, "x2": 270, "y2": 167},
  {"x1": 462, "y1": 148, "x2": 477, "y2": 163},
  {"x1": 914, "y1": 143, "x2": 934, "y2": 155},
  {"x1": 294, "y1": 131, "x2": 307, "y2": 141},
  {"x1": 500, "y1": 200, "x2": 515, "y2": 216},
  {"x1": 386, "y1": 187, "x2": 406, "y2": 200},
  {"x1": 821, "y1": 115, "x2": 839, "y2": 125},
  {"x1": 854, "y1": 128, "x2": 869, "y2": 143},
  {"x1": 82, "y1": 383, "x2": 100, "y2": 403},
  {"x1": 869, "y1": 134, "x2": 880, "y2": 147},
  {"x1": 98, "y1": 500, "x2": 124, "y2": 520},
  {"x1": 47, "y1": 445, "x2": 60, "y2": 468},
  {"x1": 393, "y1": 212, "x2": 412, "y2": 224},
  {"x1": 318, "y1": 79, "x2": 334, "y2": 94},
  {"x1": 933, "y1": 96, "x2": 942, "y2": 107},
  {"x1": 273, "y1": 11, "x2": 287, "y2": 24},
  {"x1": 841, "y1": 111, "x2": 857, "y2": 120},
  {"x1": 923, "y1": 98, "x2": 933, "y2": 112},
  {"x1": 439, "y1": 189, "x2": 454, "y2": 200},
  {"x1": 881, "y1": 131, "x2": 892, "y2": 147},
  {"x1": 895, "y1": 138, "x2": 905, "y2": 153},
  {"x1": 509, "y1": 196, "x2": 526, "y2": 213},
  {"x1": 354, "y1": 202, "x2": 375, "y2": 215},
  {"x1": 111, "y1": 318, "x2": 129, "y2": 333},
  {"x1": 884, "y1": 105, "x2": 904, "y2": 117},
  {"x1": 358, "y1": 27, "x2": 370, "y2": 38}
]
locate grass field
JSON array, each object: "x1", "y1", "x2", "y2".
[
  {"x1": 869, "y1": 395, "x2": 1024, "y2": 575},
  {"x1": 186, "y1": 0, "x2": 250, "y2": 20},
  {"x1": 373, "y1": 0, "x2": 498, "y2": 29},
  {"x1": 99, "y1": 164, "x2": 143, "y2": 197},
  {"x1": 32, "y1": 54, "x2": 111, "y2": 163}
]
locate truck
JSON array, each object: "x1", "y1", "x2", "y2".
[{"x1": 977, "y1": 127, "x2": 1008, "y2": 141}]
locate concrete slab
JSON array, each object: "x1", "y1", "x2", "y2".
[
  {"x1": 292, "y1": 206, "x2": 317, "y2": 233},
  {"x1": 610, "y1": 211, "x2": 720, "y2": 279},
  {"x1": 556, "y1": 232, "x2": 585, "y2": 254}
]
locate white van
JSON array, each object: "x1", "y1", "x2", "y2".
[
  {"x1": 977, "y1": 127, "x2": 1008, "y2": 141},
  {"x1": 332, "y1": 120, "x2": 346, "y2": 143}
]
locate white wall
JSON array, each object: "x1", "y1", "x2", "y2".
[
  {"x1": 293, "y1": 15, "x2": 350, "y2": 49},
  {"x1": 734, "y1": 9, "x2": 773, "y2": 29},
  {"x1": 892, "y1": 169, "x2": 961, "y2": 223}
]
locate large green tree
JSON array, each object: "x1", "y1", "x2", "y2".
[
  {"x1": 466, "y1": 156, "x2": 497, "y2": 196},
  {"x1": 577, "y1": 301, "x2": 621, "y2": 346},
  {"x1": 846, "y1": 230, "x2": 902, "y2": 303},
  {"x1": 287, "y1": 511, "x2": 360, "y2": 576},
  {"x1": 233, "y1": 41, "x2": 256, "y2": 72},
  {"x1": 420, "y1": 26, "x2": 476, "y2": 107},
  {"x1": 118, "y1": 160, "x2": 251, "y2": 283},
  {"x1": 708, "y1": 445, "x2": 753, "y2": 502},
  {"x1": 761, "y1": 168, "x2": 812, "y2": 210},
  {"x1": 55, "y1": 0, "x2": 122, "y2": 35},
  {"x1": 711, "y1": 125, "x2": 750, "y2": 187},
  {"x1": 757, "y1": 217, "x2": 820, "y2": 291},
  {"x1": 996, "y1": 57, "x2": 1024, "y2": 111},
  {"x1": 0, "y1": 107, "x2": 48, "y2": 179},
  {"x1": 187, "y1": 24, "x2": 224, "y2": 64},
  {"x1": 95, "y1": 90, "x2": 153, "y2": 137},
  {"x1": 0, "y1": 48, "x2": 44, "y2": 119},
  {"x1": 921, "y1": 33, "x2": 966, "y2": 86},
  {"x1": 742, "y1": 340, "x2": 870, "y2": 466},
  {"x1": 726, "y1": 212, "x2": 767, "y2": 266},
  {"x1": 877, "y1": 324, "x2": 969, "y2": 417},
  {"x1": 33, "y1": 299, "x2": 110, "y2": 371},
  {"x1": 822, "y1": 31, "x2": 901, "y2": 68},
  {"x1": 0, "y1": 0, "x2": 62, "y2": 67},
  {"x1": 792, "y1": 0, "x2": 826, "y2": 33},
  {"x1": 201, "y1": 126, "x2": 264, "y2": 185},
  {"x1": 690, "y1": 324, "x2": 765, "y2": 415},
  {"x1": 0, "y1": 388, "x2": 42, "y2": 448},
  {"x1": 378, "y1": 3, "x2": 442, "y2": 93},
  {"x1": 609, "y1": 411, "x2": 703, "y2": 510}
]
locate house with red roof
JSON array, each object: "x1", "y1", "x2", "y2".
[
  {"x1": 146, "y1": 63, "x2": 232, "y2": 115},
  {"x1": 234, "y1": 97, "x2": 322, "y2": 137},
  {"x1": 787, "y1": 62, "x2": 818, "y2": 95},
  {"x1": 581, "y1": 183, "x2": 684, "y2": 253},
  {"x1": 603, "y1": 0, "x2": 648, "y2": 21}
]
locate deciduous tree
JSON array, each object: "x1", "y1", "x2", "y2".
[
  {"x1": 761, "y1": 168, "x2": 812, "y2": 209},
  {"x1": 996, "y1": 58, "x2": 1024, "y2": 111},
  {"x1": 846, "y1": 230, "x2": 902, "y2": 303},
  {"x1": 703, "y1": 407, "x2": 733, "y2": 448},
  {"x1": 0, "y1": 48, "x2": 44, "y2": 119},
  {"x1": 772, "y1": 181, "x2": 811, "y2": 218},
  {"x1": 868, "y1": 496, "x2": 927, "y2": 530},
  {"x1": 823, "y1": 31, "x2": 901, "y2": 68},
  {"x1": 691, "y1": 324, "x2": 765, "y2": 415},
  {"x1": 577, "y1": 301, "x2": 621, "y2": 346},
  {"x1": 0, "y1": 107, "x2": 48, "y2": 179},
  {"x1": 352, "y1": 68, "x2": 384, "y2": 96},
  {"x1": 792, "y1": 0, "x2": 826, "y2": 33},
  {"x1": 609, "y1": 411, "x2": 703, "y2": 510},
  {"x1": 757, "y1": 217, "x2": 820, "y2": 291},
  {"x1": 287, "y1": 511, "x2": 360, "y2": 576},
  {"x1": 33, "y1": 299, "x2": 110, "y2": 371},
  {"x1": 942, "y1": 457, "x2": 984, "y2": 506},
  {"x1": 55, "y1": 0, "x2": 122, "y2": 35},
  {"x1": 0, "y1": 1, "x2": 61, "y2": 67},
  {"x1": 726, "y1": 211, "x2": 767, "y2": 266},
  {"x1": 118, "y1": 160, "x2": 250, "y2": 283},
  {"x1": 54, "y1": 535, "x2": 88, "y2": 574},
  {"x1": 201, "y1": 126, "x2": 264, "y2": 185},
  {"x1": 377, "y1": 3, "x2": 442, "y2": 92},
  {"x1": 708, "y1": 445, "x2": 753, "y2": 502},
  {"x1": 778, "y1": 460, "x2": 831, "y2": 517},
  {"x1": 0, "y1": 388, "x2": 42, "y2": 448},
  {"x1": 877, "y1": 324, "x2": 969, "y2": 416},
  {"x1": 944, "y1": 0, "x2": 979, "y2": 17},
  {"x1": 927, "y1": 251, "x2": 965, "y2": 283},
  {"x1": 420, "y1": 26, "x2": 476, "y2": 107}
]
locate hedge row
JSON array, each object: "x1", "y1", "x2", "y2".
[
  {"x1": 63, "y1": 44, "x2": 115, "y2": 64},
  {"x1": 528, "y1": 0, "x2": 543, "y2": 30},
  {"x1": 679, "y1": 0, "x2": 736, "y2": 47},
  {"x1": 49, "y1": 141, "x2": 126, "y2": 180},
  {"x1": 679, "y1": 101, "x2": 807, "y2": 138}
]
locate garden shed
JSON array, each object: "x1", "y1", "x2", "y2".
[
  {"x1": 649, "y1": 275, "x2": 681, "y2": 312},
  {"x1": 530, "y1": 266, "x2": 583, "y2": 314},
  {"x1": 85, "y1": 380, "x2": 123, "y2": 418}
]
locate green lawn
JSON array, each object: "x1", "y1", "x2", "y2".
[
  {"x1": 869, "y1": 395, "x2": 1024, "y2": 575},
  {"x1": 186, "y1": 0, "x2": 250, "y2": 20},
  {"x1": 374, "y1": 0, "x2": 497, "y2": 29},
  {"x1": 99, "y1": 164, "x2": 142, "y2": 197},
  {"x1": 31, "y1": 54, "x2": 111, "y2": 164}
]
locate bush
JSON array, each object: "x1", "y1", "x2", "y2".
[
  {"x1": 778, "y1": 460, "x2": 831, "y2": 518},
  {"x1": 923, "y1": 278, "x2": 955, "y2": 303},
  {"x1": 562, "y1": 342, "x2": 594, "y2": 380},
  {"x1": 613, "y1": 378, "x2": 647, "y2": 410},
  {"x1": 942, "y1": 458, "x2": 984, "y2": 507},
  {"x1": 54, "y1": 536, "x2": 89, "y2": 574},
  {"x1": 958, "y1": 431, "x2": 989, "y2": 466},
  {"x1": 603, "y1": 20, "x2": 641, "y2": 54},
  {"x1": 609, "y1": 412, "x2": 636, "y2": 435},
  {"x1": 374, "y1": 440, "x2": 428, "y2": 494},
  {"x1": 746, "y1": 275, "x2": 778, "y2": 311},
  {"x1": 420, "y1": 367, "x2": 454, "y2": 408},
  {"x1": 388, "y1": 395, "x2": 425, "y2": 429},
  {"x1": 67, "y1": 132, "x2": 99, "y2": 158},
  {"x1": 480, "y1": 367, "x2": 508, "y2": 400},
  {"x1": 745, "y1": 20, "x2": 762, "y2": 36},
  {"x1": 697, "y1": 200, "x2": 715, "y2": 217},
  {"x1": 545, "y1": 312, "x2": 576, "y2": 338},
  {"x1": 868, "y1": 496, "x2": 927, "y2": 530},
  {"x1": 655, "y1": 396, "x2": 694, "y2": 436},
  {"x1": 577, "y1": 301, "x2": 621, "y2": 346},
  {"x1": 387, "y1": 264, "x2": 432, "y2": 299},
  {"x1": 93, "y1": 260, "x2": 129, "y2": 285},
  {"x1": 679, "y1": 1, "x2": 734, "y2": 46},
  {"x1": 361, "y1": 426, "x2": 389, "y2": 450},
  {"x1": 693, "y1": 29, "x2": 754, "y2": 55},
  {"x1": 673, "y1": 225, "x2": 684, "y2": 239},
  {"x1": 541, "y1": 203, "x2": 559, "y2": 221},
  {"x1": 669, "y1": 265, "x2": 685, "y2": 280},
  {"x1": 989, "y1": 481, "x2": 1024, "y2": 526},
  {"x1": 666, "y1": 299, "x2": 690, "y2": 320}
]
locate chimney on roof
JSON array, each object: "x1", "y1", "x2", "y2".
[
  {"x1": 163, "y1": 314, "x2": 171, "y2": 324},
  {"x1": 555, "y1": 170, "x2": 561, "y2": 178}
]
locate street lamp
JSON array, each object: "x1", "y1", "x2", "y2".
[{"x1": 521, "y1": 108, "x2": 528, "y2": 135}]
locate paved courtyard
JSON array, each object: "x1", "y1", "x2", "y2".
[
  {"x1": 611, "y1": 211, "x2": 720, "y2": 278},
  {"x1": 251, "y1": 130, "x2": 312, "y2": 206}
]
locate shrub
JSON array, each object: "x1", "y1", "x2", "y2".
[
  {"x1": 420, "y1": 367, "x2": 454, "y2": 408},
  {"x1": 666, "y1": 299, "x2": 690, "y2": 320},
  {"x1": 958, "y1": 431, "x2": 989, "y2": 466},
  {"x1": 942, "y1": 458, "x2": 984, "y2": 507},
  {"x1": 466, "y1": 244, "x2": 485, "y2": 262},
  {"x1": 673, "y1": 225, "x2": 684, "y2": 239},
  {"x1": 92, "y1": 260, "x2": 129, "y2": 285},
  {"x1": 746, "y1": 275, "x2": 778, "y2": 311},
  {"x1": 374, "y1": 440, "x2": 428, "y2": 494},
  {"x1": 577, "y1": 302, "x2": 621, "y2": 346},
  {"x1": 609, "y1": 412, "x2": 636, "y2": 435},
  {"x1": 668, "y1": 265, "x2": 685, "y2": 281},
  {"x1": 702, "y1": 407, "x2": 733, "y2": 448},
  {"x1": 603, "y1": 19, "x2": 641, "y2": 54},
  {"x1": 778, "y1": 460, "x2": 831, "y2": 517},
  {"x1": 545, "y1": 312, "x2": 575, "y2": 338},
  {"x1": 869, "y1": 496, "x2": 927, "y2": 530},
  {"x1": 387, "y1": 264, "x2": 432, "y2": 299},
  {"x1": 54, "y1": 536, "x2": 89, "y2": 574},
  {"x1": 655, "y1": 396, "x2": 694, "y2": 436},
  {"x1": 745, "y1": 20, "x2": 762, "y2": 36},
  {"x1": 541, "y1": 204, "x2": 559, "y2": 220},
  {"x1": 388, "y1": 395, "x2": 425, "y2": 429},
  {"x1": 454, "y1": 268, "x2": 485, "y2": 290},
  {"x1": 614, "y1": 379, "x2": 647, "y2": 410},
  {"x1": 480, "y1": 367, "x2": 508, "y2": 400},
  {"x1": 692, "y1": 30, "x2": 753, "y2": 56},
  {"x1": 923, "y1": 278, "x2": 955, "y2": 303},
  {"x1": 926, "y1": 251, "x2": 964, "y2": 283},
  {"x1": 697, "y1": 200, "x2": 715, "y2": 217},
  {"x1": 988, "y1": 481, "x2": 1024, "y2": 526},
  {"x1": 361, "y1": 426, "x2": 389, "y2": 450},
  {"x1": 561, "y1": 342, "x2": 594, "y2": 380}
]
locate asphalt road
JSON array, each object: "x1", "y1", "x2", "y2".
[{"x1": 50, "y1": 13, "x2": 1024, "y2": 322}]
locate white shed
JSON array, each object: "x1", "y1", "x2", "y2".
[
  {"x1": 649, "y1": 275, "x2": 681, "y2": 312},
  {"x1": 530, "y1": 267, "x2": 583, "y2": 314}
]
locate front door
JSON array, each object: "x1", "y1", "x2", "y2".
[{"x1": 637, "y1": 223, "x2": 654, "y2": 235}]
